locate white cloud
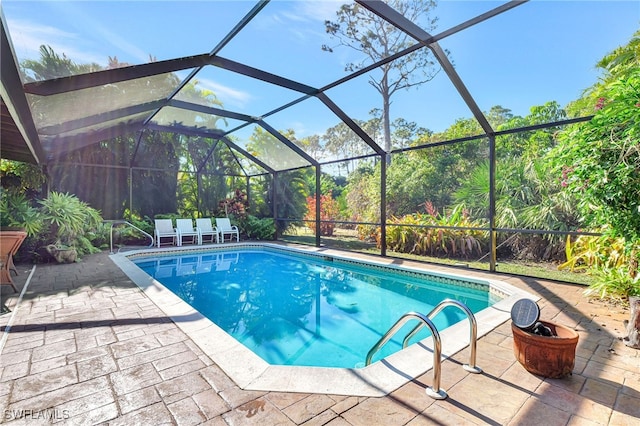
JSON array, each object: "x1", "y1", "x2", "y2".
[
  {"x1": 196, "y1": 78, "x2": 253, "y2": 109},
  {"x1": 5, "y1": 18, "x2": 105, "y2": 65},
  {"x1": 264, "y1": 0, "x2": 344, "y2": 43},
  {"x1": 6, "y1": 2, "x2": 151, "y2": 69},
  {"x1": 53, "y1": 1, "x2": 149, "y2": 64},
  {"x1": 293, "y1": 0, "x2": 344, "y2": 22}
]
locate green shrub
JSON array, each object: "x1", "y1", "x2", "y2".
[
  {"x1": 0, "y1": 190, "x2": 43, "y2": 236},
  {"x1": 39, "y1": 191, "x2": 102, "y2": 257},
  {"x1": 124, "y1": 210, "x2": 154, "y2": 235},
  {"x1": 242, "y1": 216, "x2": 275, "y2": 240},
  {"x1": 558, "y1": 233, "x2": 627, "y2": 272},
  {"x1": 384, "y1": 203, "x2": 488, "y2": 259},
  {"x1": 303, "y1": 193, "x2": 340, "y2": 236},
  {"x1": 585, "y1": 265, "x2": 640, "y2": 302}
]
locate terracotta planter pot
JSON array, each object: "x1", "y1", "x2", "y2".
[{"x1": 511, "y1": 320, "x2": 579, "y2": 378}]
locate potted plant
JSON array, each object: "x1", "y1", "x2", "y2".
[
  {"x1": 511, "y1": 320, "x2": 579, "y2": 378},
  {"x1": 510, "y1": 299, "x2": 579, "y2": 378}
]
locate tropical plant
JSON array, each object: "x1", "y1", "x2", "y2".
[
  {"x1": 218, "y1": 189, "x2": 249, "y2": 219},
  {"x1": 20, "y1": 44, "x2": 100, "y2": 81},
  {"x1": 39, "y1": 191, "x2": 103, "y2": 255},
  {"x1": 585, "y1": 266, "x2": 640, "y2": 301},
  {"x1": 304, "y1": 193, "x2": 340, "y2": 236},
  {"x1": 384, "y1": 202, "x2": 488, "y2": 259},
  {"x1": 246, "y1": 128, "x2": 312, "y2": 233},
  {"x1": 556, "y1": 30, "x2": 640, "y2": 304},
  {"x1": 0, "y1": 190, "x2": 43, "y2": 236},
  {"x1": 241, "y1": 216, "x2": 276, "y2": 240},
  {"x1": 559, "y1": 233, "x2": 628, "y2": 272},
  {"x1": 107, "y1": 209, "x2": 155, "y2": 247},
  {"x1": 0, "y1": 159, "x2": 46, "y2": 199}
]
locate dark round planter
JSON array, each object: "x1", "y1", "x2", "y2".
[{"x1": 511, "y1": 320, "x2": 579, "y2": 378}]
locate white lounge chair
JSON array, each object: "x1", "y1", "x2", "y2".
[
  {"x1": 176, "y1": 219, "x2": 198, "y2": 246},
  {"x1": 154, "y1": 219, "x2": 177, "y2": 247},
  {"x1": 196, "y1": 218, "x2": 218, "y2": 245},
  {"x1": 216, "y1": 218, "x2": 239, "y2": 242}
]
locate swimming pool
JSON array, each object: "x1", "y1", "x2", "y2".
[
  {"x1": 111, "y1": 243, "x2": 537, "y2": 396},
  {"x1": 132, "y1": 249, "x2": 492, "y2": 369}
]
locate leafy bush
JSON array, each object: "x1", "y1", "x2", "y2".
[
  {"x1": 101, "y1": 210, "x2": 155, "y2": 247},
  {"x1": 585, "y1": 265, "x2": 640, "y2": 301},
  {"x1": 124, "y1": 210, "x2": 154, "y2": 235},
  {"x1": 303, "y1": 193, "x2": 340, "y2": 236},
  {"x1": 0, "y1": 190, "x2": 43, "y2": 236},
  {"x1": 242, "y1": 215, "x2": 275, "y2": 240},
  {"x1": 0, "y1": 159, "x2": 46, "y2": 198},
  {"x1": 383, "y1": 203, "x2": 488, "y2": 259},
  {"x1": 559, "y1": 233, "x2": 627, "y2": 272},
  {"x1": 1, "y1": 191, "x2": 106, "y2": 262},
  {"x1": 39, "y1": 191, "x2": 103, "y2": 256},
  {"x1": 218, "y1": 189, "x2": 248, "y2": 219},
  {"x1": 558, "y1": 232, "x2": 640, "y2": 301}
]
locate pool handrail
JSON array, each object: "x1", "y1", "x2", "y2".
[
  {"x1": 402, "y1": 298, "x2": 482, "y2": 375},
  {"x1": 365, "y1": 311, "x2": 446, "y2": 400},
  {"x1": 107, "y1": 220, "x2": 154, "y2": 254}
]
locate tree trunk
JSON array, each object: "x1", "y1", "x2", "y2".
[
  {"x1": 381, "y1": 68, "x2": 392, "y2": 165},
  {"x1": 625, "y1": 296, "x2": 640, "y2": 349}
]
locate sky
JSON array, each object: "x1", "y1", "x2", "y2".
[{"x1": 3, "y1": 0, "x2": 640, "y2": 142}]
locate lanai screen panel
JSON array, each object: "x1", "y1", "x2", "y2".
[
  {"x1": 133, "y1": 132, "x2": 182, "y2": 171},
  {"x1": 230, "y1": 151, "x2": 269, "y2": 177},
  {"x1": 434, "y1": 1, "x2": 640, "y2": 123},
  {"x1": 494, "y1": 122, "x2": 581, "y2": 233},
  {"x1": 151, "y1": 106, "x2": 242, "y2": 134},
  {"x1": 50, "y1": 137, "x2": 136, "y2": 167},
  {"x1": 48, "y1": 163, "x2": 130, "y2": 219},
  {"x1": 25, "y1": 72, "x2": 183, "y2": 130},
  {"x1": 227, "y1": 124, "x2": 311, "y2": 172},
  {"x1": 216, "y1": 1, "x2": 360, "y2": 88},
  {"x1": 174, "y1": 66, "x2": 303, "y2": 119},
  {"x1": 323, "y1": 46, "x2": 480, "y2": 148},
  {"x1": 198, "y1": 140, "x2": 256, "y2": 177},
  {"x1": 198, "y1": 143, "x2": 269, "y2": 177},
  {"x1": 177, "y1": 135, "x2": 216, "y2": 173},
  {"x1": 40, "y1": 112, "x2": 151, "y2": 158},
  {"x1": 3, "y1": 1, "x2": 257, "y2": 82},
  {"x1": 263, "y1": 96, "x2": 378, "y2": 164}
]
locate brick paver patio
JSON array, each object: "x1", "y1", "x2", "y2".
[{"x1": 1, "y1": 250, "x2": 639, "y2": 425}]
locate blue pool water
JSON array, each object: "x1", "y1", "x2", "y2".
[{"x1": 133, "y1": 248, "x2": 492, "y2": 368}]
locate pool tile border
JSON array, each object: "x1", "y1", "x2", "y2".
[
  {"x1": 111, "y1": 242, "x2": 538, "y2": 397},
  {"x1": 125, "y1": 243, "x2": 508, "y2": 301}
]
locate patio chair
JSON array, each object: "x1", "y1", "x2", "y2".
[
  {"x1": 176, "y1": 219, "x2": 198, "y2": 246},
  {"x1": 196, "y1": 218, "x2": 218, "y2": 245},
  {"x1": 154, "y1": 219, "x2": 177, "y2": 247},
  {"x1": 216, "y1": 218, "x2": 239, "y2": 243},
  {"x1": 0, "y1": 230, "x2": 27, "y2": 292}
]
